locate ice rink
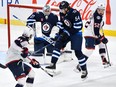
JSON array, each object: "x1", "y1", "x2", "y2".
[{"x1": 0, "y1": 24, "x2": 116, "y2": 87}]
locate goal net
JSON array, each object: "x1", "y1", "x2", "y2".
[
  {"x1": 7, "y1": 4, "x2": 59, "y2": 49},
  {"x1": 7, "y1": 4, "x2": 73, "y2": 64}
]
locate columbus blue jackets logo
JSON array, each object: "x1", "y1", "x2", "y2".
[
  {"x1": 96, "y1": 16, "x2": 101, "y2": 20},
  {"x1": 42, "y1": 22, "x2": 51, "y2": 33},
  {"x1": 64, "y1": 19, "x2": 72, "y2": 28}
]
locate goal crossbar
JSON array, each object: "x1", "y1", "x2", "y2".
[{"x1": 7, "y1": 4, "x2": 59, "y2": 48}]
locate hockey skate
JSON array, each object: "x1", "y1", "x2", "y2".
[
  {"x1": 46, "y1": 63, "x2": 56, "y2": 69},
  {"x1": 73, "y1": 64, "x2": 81, "y2": 73},
  {"x1": 81, "y1": 70, "x2": 88, "y2": 79},
  {"x1": 45, "y1": 64, "x2": 61, "y2": 76},
  {"x1": 101, "y1": 56, "x2": 110, "y2": 68}
]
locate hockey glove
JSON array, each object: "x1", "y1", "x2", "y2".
[
  {"x1": 58, "y1": 31, "x2": 70, "y2": 42},
  {"x1": 51, "y1": 33, "x2": 59, "y2": 41},
  {"x1": 95, "y1": 36, "x2": 108, "y2": 45},
  {"x1": 21, "y1": 47, "x2": 28, "y2": 58},
  {"x1": 100, "y1": 36, "x2": 108, "y2": 44},
  {"x1": 30, "y1": 59, "x2": 41, "y2": 68}
]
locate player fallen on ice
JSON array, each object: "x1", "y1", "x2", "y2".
[
  {"x1": 5, "y1": 28, "x2": 40, "y2": 87},
  {"x1": 45, "y1": 1, "x2": 88, "y2": 79}
]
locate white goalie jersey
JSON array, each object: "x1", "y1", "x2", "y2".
[{"x1": 84, "y1": 11, "x2": 104, "y2": 38}]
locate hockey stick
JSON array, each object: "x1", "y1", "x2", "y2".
[
  {"x1": 13, "y1": 15, "x2": 26, "y2": 25},
  {"x1": 13, "y1": 15, "x2": 55, "y2": 45},
  {"x1": 0, "y1": 61, "x2": 53, "y2": 77},
  {"x1": 13, "y1": 15, "x2": 36, "y2": 31},
  {"x1": 0, "y1": 63, "x2": 7, "y2": 69},
  {"x1": 29, "y1": 43, "x2": 54, "y2": 56},
  {"x1": 101, "y1": 28, "x2": 111, "y2": 66},
  {"x1": 40, "y1": 67, "x2": 53, "y2": 77},
  {"x1": 27, "y1": 57, "x2": 53, "y2": 77},
  {"x1": 13, "y1": 14, "x2": 56, "y2": 56}
]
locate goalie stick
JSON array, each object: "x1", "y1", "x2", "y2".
[
  {"x1": 13, "y1": 15, "x2": 56, "y2": 55},
  {"x1": 13, "y1": 15, "x2": 56, "y2": 45},
  {"x1": 29, "y1": 42, "x2": 54, "y2": 56}
]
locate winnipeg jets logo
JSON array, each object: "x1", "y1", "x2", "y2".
[
  {"x1": 64, "y1": 19, "x2": 72, "y2": 28},
  {"x1": 42, "y1": 22, "x2": 51, "y2": 33}
]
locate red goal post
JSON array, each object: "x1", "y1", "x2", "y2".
[{"x1": 7, "y1": 4, "x2": 59, "y2": 48}]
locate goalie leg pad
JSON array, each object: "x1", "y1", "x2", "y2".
[{"x1": 34, "y1": 38, "x2": 45, "y2": 54}]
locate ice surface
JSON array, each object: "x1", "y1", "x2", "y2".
[{"x1": 0, "y1": 24, "x2": 116, "y2": 87}]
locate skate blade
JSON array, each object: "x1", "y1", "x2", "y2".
[
  {"x1": 51, "y1": 71, "x2": 62, "y2": 76},
  {"x1": 104, "y1": 62, "x2": 112, "y2": 68},
  {"x1": 44, "y1": 68, "x2": 61, "y2": 76},
  {"x1": 63, "y1": 58, "x2": 73, "y2": 62},
  {"x1": 81, "y1": 76, "x2": 88, "y2": 81},
  {"x1": 73, "y1": 68, "x2": 81, "y2": 73}
]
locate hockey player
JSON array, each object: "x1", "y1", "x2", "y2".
[
  {"x1": 45, "y1": 1, "x2": 88, "y2": 79},
  {"x1": 76, "y1": 3, "x2": 109, "y2": 71},
  {"x1": 26, "y1": 4, "x2": 58, "y2": 56},
  {"x1": 5, "y1": 28, "x2": 40, "y2": 87}
]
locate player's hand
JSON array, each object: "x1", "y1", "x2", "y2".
[
  {"x1": 30, "y1": 59, "x2": 41, "y2": 68},
  {"x1": 21, "y1": 47, "x2": 28, "y2": 58},
  {"x1": 99, "y1": 36, "x2": 108, "y2": 44},
  {"x1": 95, "y1": 36, "x2": 108, "y2": 45},
  {"x1": 58, "y1": 30, "x2": 69, "y2": 42}
]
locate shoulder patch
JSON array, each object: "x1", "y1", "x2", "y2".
[{"x1": 73, "y1": 9, "x2": 77, "y2": 13}]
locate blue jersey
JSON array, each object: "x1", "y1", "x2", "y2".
[
  {"x1": 27, "y1": 12, "x2": 58, "y2": 36},
  {"x1": 93, "y1": 10, "x2": 103, "y2": 36},
  {"x1": 57, "y1": 8, "x2": 83, "y2": 35}
]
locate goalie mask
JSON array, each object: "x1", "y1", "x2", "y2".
[
  {"x1": 22, "y1": 28, "x2": 34, "y2": 40},
  {"x1": 43, "y1": 5, "x2": 51, "y2": 16}
]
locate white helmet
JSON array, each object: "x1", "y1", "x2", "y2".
[
  {"x1": 97, "y1": 3, "x2": 105, "y2": 10},
  {"x1": 22, "y1": 27, "x2": 34, "y2": 40}
]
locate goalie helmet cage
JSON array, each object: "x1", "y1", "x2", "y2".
[{"x1": 7, "y1": 4, "x2": 59, "y2": 48}]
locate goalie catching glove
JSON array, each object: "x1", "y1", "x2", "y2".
[{"x1": 30, "y1": 59, "x2": 41, "y2": 68}]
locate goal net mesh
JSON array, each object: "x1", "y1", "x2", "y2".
[{"x1": 7, "y1": 4, "x2": 59, "y2": 51}]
